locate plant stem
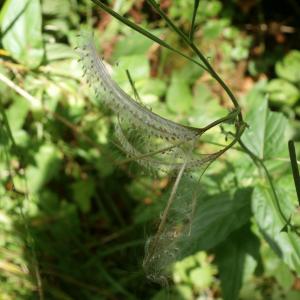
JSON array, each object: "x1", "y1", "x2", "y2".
[
  {"x1": 91, "y1": 0, "x2": 209, "y2": 71},
  {"x1": 145, "y1": 160, "x2": 187, "y2": 263},
  {"x1": 288, "y1": 140, "x2": 300, "y2": 206},
  {"x1": 238, "y1": 139, "x2": 291, "y2": 227},
  {"x1": 147, "y1": 0, "x2": 243, "y2": 123}
]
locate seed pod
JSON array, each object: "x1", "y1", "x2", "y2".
[{"x1": 76, "y1": 31, "x2": 204, "y2": 143}]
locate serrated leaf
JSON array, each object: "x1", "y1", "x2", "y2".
[
  {"x1": 252, "y1": 185, "x2": 300, "y2": 273},
  {"x1": 181, "y1": 188, "x2": 252, "y2": 255},
  {"x1": 0, "y1": 0, "x2": 44, "y2": 68},
  {"x1": 242, "y1": 94, "x2": 288, "y2": 160}
]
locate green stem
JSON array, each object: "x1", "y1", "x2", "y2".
[
  {"x1": 91, "y1": 0, "x2": 208, "y2": 71},
  {"x1": 238, "y1": 139, "x2": 291, "y2": 227},
  {"x1": 126, "y1": 69, "x2": 141, "y2": 102},
  {"x1": 201, "y1": 109, "x2": 240, "y2": 133},
  {"x1": 189, "y1": 0, "x2": 200, "y2": 41},
  {"x1": 147, "y1": 0, "x2": 243, "y2": 123},
  {"x1": 288, "y1": 140, "x2": 300, "y2": 206}
]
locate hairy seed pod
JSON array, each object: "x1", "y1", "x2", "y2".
[{"x1": 76, "y1": 31, "x2": 204, "y2": 142}]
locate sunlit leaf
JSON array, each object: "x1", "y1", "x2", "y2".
[
  {"x1": 252, "y1": 185, "x2": 300, "y2": 273},
  {"x1": 0, "y1": 0, "x2": 44, "y2": 68},
  {"x1": 276, "y1": 50, "x2": 300, "y2": 83},
  {"x1": 242, "y1": 90, "x2": 289, "y2": 160},
  {"x1": 267, "y1": 79, "x2": 299, "y2": 106}
]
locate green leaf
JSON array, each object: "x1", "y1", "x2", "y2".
[
  {"x1": 203, "y1": 19, "x2": 229, "y2": 40},
  {"x1": 182, "y1": 188, "x2": 252, "y2": 255},
  {"x1": 166, "y1": 72, "x2": 193, "y2": 114},
  {"x1": 6, "y1": 96, "x2": 29, "y2": 132},
  {"x1": 0, "y1": 0, "x2": 44, "y2": 68},
  {"x1": 242, "y1": 93, "x2": 288, "y2": 160},
  {"x1": 41, "y1": 0, "x2": 71, "y2": 17},
  {"x1": 231, "y1": 45, "x2": 249, "y2": 61},
  {"x1": 45, "y1": 43, "x2": 77, "y2": 61},
  {"x1": 113, "y1": 31, "x2": 154, "y2": 58},
  {"x1": 190, "y1": 82, "x2": 227, "y2": 127},
  {"x1": 266, "y1": 79, "x2": 299, "y2": 106},
  {"x1": 71, "y1": 178, "x2": 95, "y2": 213},
  {"x1": 26, "y1": 144, "x2": 62, "y2": 193},
  {"x1": 113, "y1": 55, "x2": 150, "y2": 83},
  {"x1": 276, "y1": 50, "x2": 300, "y2": 83},
  {"x1": 216, "y1": 225, "x2": 261, "y2": 300},
  {"x1": 252, "y1": 185, "x2": 300, "y2": 273}
]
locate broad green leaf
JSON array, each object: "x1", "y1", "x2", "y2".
[
  {"x1": 276, "y1": 50, "x2": 300, "y2": 83},
  {"x1": 181, "y1": 188, "x2": 252, "y2": 255},
  {"x1": 252, "y1": 185, "x2": 300, "y2": 273},
  {"x1": 266, "y1": 79, "x2": 299, "y2": 106},
  {"x1": 6, "y1": 96, "x2": 29, "y2": 132},
  {"x1": 166, "y1": 72, "x2": 193, "y2": 114},
  {"x1": 0, "y1": 0, "x2": 44, "y2": 68},
  {"x1": 216, "y1": 225, "x2": 261, "y2": 300},
  {"x1": 242, "y1": 92, "x2": 288, "y2": 160},
  {"x1": 26, "y1": 144, "x2": 62, "y2": 193}
]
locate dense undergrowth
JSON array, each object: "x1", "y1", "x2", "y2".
[{"x1": 0, "y1": 1, "x2": 300, "y2": 299}]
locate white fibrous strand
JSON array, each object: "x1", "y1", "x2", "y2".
[
  {"x1": 115, "y1": 121, "x2": 218, "y2": 173},
  {"x1": 76, "y1": 32, "x2": 204, "y2": 143},
  {"x1": 143, "y1": 176, "x2": 199, "y2": 283}
]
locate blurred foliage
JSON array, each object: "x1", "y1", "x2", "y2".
[{"x1": 0, "y1": 0, "x2": 300, "y2": 300}]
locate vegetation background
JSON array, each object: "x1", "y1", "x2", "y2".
[{"x1": 0, "y1": 0, "x2": 300, "y2": 299}]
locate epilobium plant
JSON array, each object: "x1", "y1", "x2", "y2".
[
  {"x1": 77, "y1": 0, "x2": 299, "y2": 286},
  {"x1": 76, "y1": 30, "x2": 243, "y2": 282}
]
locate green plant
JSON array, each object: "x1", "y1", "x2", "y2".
[
  {"x1": 85, "y1": 0, "x2": 300, "y2": 298},
  {"x1": 267, "y1": 50, "x2": 300, "y2": 108},
  {"x1": 1, "y1": 1, "x2": 300, "y2": 300}
]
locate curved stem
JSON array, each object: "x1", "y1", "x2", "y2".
[
  {"x1": 201, "y1": 109, "x2": 240, "y2": 133},
  {"x1": 288, "y1": 140, "x2": 300, "y2": 206},
  {"x1": 147, "y1": 0, "x2": 243, "y2": 123},
  {"x1": 238, "y1": 139, "x2": 291, "y2": 227}
]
